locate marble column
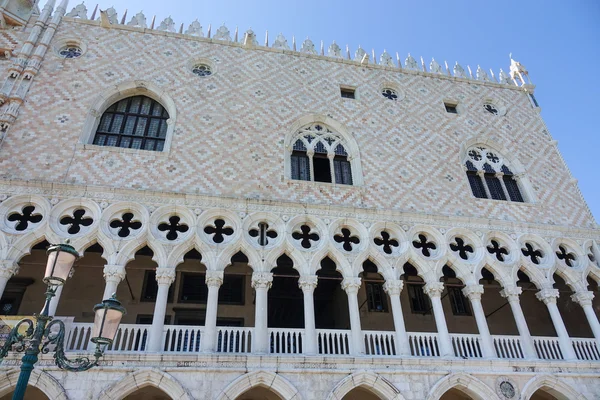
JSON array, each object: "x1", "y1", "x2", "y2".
[
  {"x1": 201, "y1": 270, "x2": 223, "y2": 352},
  {"x1": 147, "y1": 268, "x2": 176, "y2": 352},
  {"x1": 383, "y1": 279, "x2": 410, "y2": 356},
  {"x1": 536, "y1": 288, "x2": 577, "y2": 360},
  {"x1": 424, "y1": 282, "x2": 453, "y2": 357},
  {"x1": 102, "y1": 264, "x2": 126, "y2": 300},
  {"x1": 0, "y1": 260, "x2": 18, "y2": 300},
  {"x1": 499, "y1": 286, "x2": 537, "y2": 359},
  {"x1": 341, "y1": 277, "x2": 364, "y2": 355},
  {"x1": 572, "y1": 291, "x2": 600, "y2": 348},
  {"x1": 251, "y1": 272, "x2": 273, "y2": 353},
  {"x1": 298, "y1": 275, "x2": 318, "y2": 355},
  {"x1": 463, "y1": 284, "x2": 495, "y2": 358}
]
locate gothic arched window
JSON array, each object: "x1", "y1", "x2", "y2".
[
  {"x1": 93, "y1": 95, "x2": 169, "y2": 151},
  {"x1": 290, "y1": 123, "x2": 353, "y2": 185},
  {"x1": 464, "y1": 146, "x2": 524, "y2": 202}
]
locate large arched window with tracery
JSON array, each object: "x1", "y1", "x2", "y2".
[
  {"x1": 464, "y1": 145, "x2": 524, "y2": 202},
  {"x1": 290, "y1": 123, "x2": 353, "y2": 185},
  {"x1": 93, "y1": 95, "x2": 169, "y2": 151}
]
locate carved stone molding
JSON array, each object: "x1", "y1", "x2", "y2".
[
  {"x1": 205, "y1": 270, "x2": 224, "y2": 287},
  {"x1": 462, "y1": 284, "x2": 485, "y2": 301},
  {"x1": 499, "y1": 286, "x2": 522, "y2": 302},
  {"x1": 535, "y1": 288, "x2": 560, "y2": 304},
  {"x1": 155, "y1": 268, "x2": 176, "y2": 285},
  {"x1": 382, "y1": 280, "x2": 403, "y2": 296},
  {"x1": 341, "y1": 277, "x2": 362, "y2": 294},
  {"x1": 103, "y1": 264, "x2": 126, "y2": 282},
  {"x1": 251, "y1": 272, "x2": 273, "y2": 290},
  {"x1": 571, "y1": 291, "x2": 594, "y2": 307},
  {"x1": 424, "y1": 282, "x2": 445, "y2": 298},
  {"x1": 298, "y1": 275, "x2": 318, "y2": 291}
]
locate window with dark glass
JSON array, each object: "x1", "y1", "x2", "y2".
[
  {"x1": 448, "y1": 286, "x2": 471, "y2": 316},
  {"x1": 444, "y1": 102, "x2": 458, "y2": 114},
  {"x1": 464, "y1": 148, "x2": 525, "y2": 202},
  {"x1": 340, "y1": 87, "x2": 355, "y2": 99},
  {"x1": 179, "y1": 273, "x2": 209, "y2": 303},
  {"x1": 407, "y1": 283, "x2": 430, "y2": 314},
  {"x1": 93, "y1": 95, "x2": 169, "y2": 151},
  {"x1": 218, "y1": 275, "x2": 245, "y2": 305},
  {"x1": 366, "y1": 282, "x2": 388, "y2": 312},
  {"x1": 141, "y1": 270, "x2": 174, "y2": 302},
  {"x1": 290, "y1": 134, "x2": 353, "y2": 185}
]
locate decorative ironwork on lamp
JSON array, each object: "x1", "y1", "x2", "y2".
[{"x1": 0, "y1": 241, "x2": 126, "y2": 400}]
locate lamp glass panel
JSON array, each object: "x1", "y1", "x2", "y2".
[{"x1": 44, "y1": 251, "x2": 76, "y2": 282}]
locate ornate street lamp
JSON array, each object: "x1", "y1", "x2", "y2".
[{"x1": 0, "y1": 242, "x2": 126, "y2": 400}]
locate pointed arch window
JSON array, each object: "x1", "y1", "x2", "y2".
[
  {"x1": 464, "y1": 146, "x2": 524, "y2": 202},
  {"x1": 290, "y1": 123, "x2": 354, "y2": 185},
  {"x1": 93, "y1": 95, "x2": 169, "y2": 151}
]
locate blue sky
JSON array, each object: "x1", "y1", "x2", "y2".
[{"x1": 53, "y1": 0, "x2": 600, "y2": 223}]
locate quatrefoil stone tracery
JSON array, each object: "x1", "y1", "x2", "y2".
[
  {"x1": 59, "y1": 208, "x2": 93, "y2": 235},
  {"x1": 249, "y1": 222, "x2": 277, "y2": 246},
  {"x1": 7, "y1": 205, "x2": 43, "y2": 231},
  {"x1": 522, "y1": 242, "x2": 543, "y2": 264},
  {"x1": 291, "y1": 224, "x2": 319, "y2": 249},
  {"x1": 412, "y1": 234, "x2": 436, "y2": 257},
  {"x1": 487, "y1": 240, "x2": 509, "y2": 262},
  {"x1": 204, "y1": 219, "x2": 234, "y2": 244},
  {"x1": 109, "y1": 212, "x2": 142, "y2": 238},
  {"x1": 374, "y1": 231, "x2": 399, "y2": 254},
  {"x1": 334, "y1": 228, "x2": 360, "y2": 252},
  {"x1": 158, "y1": 215, "x2": 189, "y2": 241},
  {"x1": 449, "y1": 237, "x2": 474, "y2": 260},
  {"x1": 556, "y1": 245, "x2": 576, "y2": 267}
]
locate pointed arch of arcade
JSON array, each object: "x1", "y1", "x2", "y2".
[
  {"x1": 97, "y1": 368, "x2": 192, "y2": 400},
  {"x1": 0, "y1": 369, "x2": 68, "y2": 399},
  {"x1": 425, "y1": 373, "x2": 500, "y2": 400},
  {"x1": 520, "y1": 375, "x2": 588, "y2": 400},
  {"x1": 326, "y1": 371, "x2": 405, "y2": 400},
  {"x1": 216, "y1": 371, "x2": 303, "y2": 400}
]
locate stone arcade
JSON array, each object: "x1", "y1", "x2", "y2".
[{"x1": 0, "y1": 1, "x2": 599, "y2": 399}]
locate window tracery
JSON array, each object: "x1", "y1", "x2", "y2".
[
  {"x1": 290, "y1": 123, "x2": 353, "y2": 185},
  {"x1": 92, "y1": 95, "x2": 169, "y2": 151},
  {"x1": 464, "y1": 146, "x2": 524, "y2": 202}
]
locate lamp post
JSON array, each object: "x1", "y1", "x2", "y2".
[{"x1": 0, "y1": 242, "x2": 126, "y2": 400}]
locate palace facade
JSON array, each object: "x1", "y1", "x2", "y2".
[{"x1": 0, "y1": 1, "x2": 599, "y2": 399}]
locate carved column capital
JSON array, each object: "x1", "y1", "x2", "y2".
[
  {"x1": 383, "y1": 280, "x2": 404, "y2": 296},
  {"x1": 155, "y1": 268, "x2": 176, "y2": 286},
  {"x1": 205, "y1": 270, "x2": 224, "y2": 288},
  {"x1": 462, "y1": 284, "x2": 484, "y2": 301},
  {"x1": 423, "y1": 282, "x2": 445, "y2": 298},
  {"x1": 571, "y1": 291, "x2": 594, "y2": 307},
  {"x1": 103, "y1": 264, "x2": 126, "y2": 282},
  {"x1": 0, "y1": 260, "x2": 18, "y2": 279},
  {"x1": 341, "y1": 277, "x2": 362, "y2": 294},
  {"x1": 500, "y1": 286, "x2": 522, "y2": 301},
  {"x1": 536, "y1": 288, "x2": 559, "y2": 304},
  {"x1": 251, "y1": 272, "x2": 273, "y2": 290},
  {"x1": 298, "y1": 275, "x2": 318, "y2": 292}
]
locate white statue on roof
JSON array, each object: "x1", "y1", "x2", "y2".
[
  {"x1": 157, "y1": 16, "x2": 175, "y2": 32},
  {"x1": 453, "y1": 62, "x2": 466, "y2": 78},
  {"x1": 328, "y1": 41, "x2": 342, "y2": 58},
  {"x1": 127, "y1": 11, "x2": 147, "y2": 28},
  {"x1": 185, "y1": 20, "x2": 203, "y2": 36},
  {"x1": 509, "y1": 54, "x2": 530, "y2": 85},
  {"x1": 405, "y1": 54, "x2": 418, "y2": 70},
  {"x1": 300, "y1": 37, "x2": 317, "y2": 54},
  {"x1": 213, "y1": 24, "x2": 231, "y2": 41},
  {"x1": 272, "y1": 33, "x2": 289, "y2": 49},
  {"x1": 380, "y1": 50, "x2": 394, "y2": 67},
  {"x1": 476, "y1": 65, "x2": 491, "y2": 82},
  {"x1": 66, "y1": 3, "x2": 87, "y2": 19},
  {"x1": 430, "y1": 58, "x2": 443, "y2": 74}
]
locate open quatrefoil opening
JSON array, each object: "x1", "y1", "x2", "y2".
[
  {"x1": 521, "y1": 243, "x2": 543, "y2": 265},
  {"x1": 291, "y1": 224, "x2": 319, "y2": 249},
  {"x1": 60, "y1": 208, "x2": 93, "y2": 235},
  {"x1": 556, "y1": 245, "x2": 576, "y2": 267},
  {"x1": 333, "y1": 228, "x2": 360, "y2": 252},
  {"x1": 374, "y1": 231, "x2": 399, "y2": 254},
  {"x1": 7, "y1": 205, "x2": 43, "y2": 231},
  {"x1": 412, "y1": 234, "x2": 436, "y2": 257},
  {"x1": 158, "y1": 215, "x2": 189, "y2": 241},
  {"x1": 249, "y1": 222, "x2": 277, "y2": 246},
  {"x1": 449, "y1": 237, "x2": 474, "y2": 260},
  {"x1": 109, "y1": 212, "x2": 142, "y2": 238},
  {"x1": 487, "y1": 240, "x2": 509, "y2": 262},
  {"x1": 204, "y1": 219, "x2": 234, "y2": 244}
]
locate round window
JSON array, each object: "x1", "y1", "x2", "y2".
[
  {"x1": 381, "y1": 88, "x2": 398, "y2": 100},
  {"x1": 483, "y1": 103, "x2": 499, "y2": 115},
  {"x1": 192, "y1": 64, "x2": 212, "y2": 77},
  {"x1": 58, "y1": 45, "x2": 83, "y2": 59}
]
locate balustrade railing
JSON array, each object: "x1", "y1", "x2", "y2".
[
  {"x1": 571, "y1": 338, "x2": 600, "y2": 361},
  {"x1": 317, "y1": 329, "x2": 350, "y2": 355},
  {"x1": 493, "y1": 335, "x2": 525, "y2": 359},
  {"x1": 364, "y1": 330, "x2": 396, "y2": 356},
  {"x1": 450, "y1": 333, "x2": 483, "y2": 359},
  {"x1": 533, "y1": 336, "x2": 563, "y2": 360},
  {"x1": 408, "y1": 332, "x2": 440, "y2": 357},
  {"x1": 216, "y1": 327, "x2": 253, "y2": 353},
  {"x1": 9, "y1": 319, "x2": 600, "y2": 362},
  {"x1": 269, "y1": 328, "x2": 303, "y2": 354},
  {"x1": 163, "y1": 325, "x2": 203, "y2": 352}
]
